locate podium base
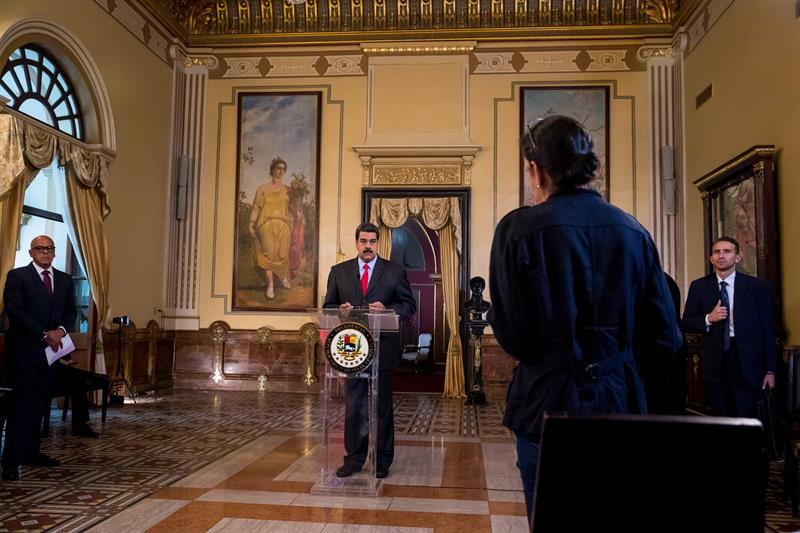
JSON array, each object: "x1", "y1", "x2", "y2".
[
  {"x1": 311, "y1": 472, "x2": 383, "y2": 497},
  {"x1": 465, "y1": 391, "x2": 487, "y2": 406}
]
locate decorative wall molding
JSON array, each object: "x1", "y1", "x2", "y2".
[
  {"x1": 637, "y1": 45, "x2": 677, "y2": 60},
  {"x1": 222, "y1": 56, "x2": 262, "y2": 78},
  {"x1": 324, "y1": 55, "x2": 365, "y2": 75},
  {"x1": 519, "y1": 50, "x2": 581, "y2": 72},
  {"x1": 185, "y1": 54, "x2": 219, "y2": 69},
  {"x1": 355, "y1": 151, "x2": 479, "y2": 186},
  {"x1": 212, "y1": 53, "x2": 366, "y2": 79},
  {"x1": 683, "y1": 0, "x2": 736, "y2": 56},
  {"x1": 471, "y1": 52, "x2": 516, "y2": 73},
  {"x1": 471, "y1": 47, "x2": 644, "y2": 74},
  {"x1": 586, "y1": 49, "x2": 629, "y2": 71},
  {"x1": 362, "y1": 42, "x2": 476, "y2": 55},
  {"x1": 373, "y1": 165, "x2": 463, "y2": 186},
  {"x1": 92, "y1": 0, "x2": 172, "y2": 65},
  {"x1": 205, "y1": 45, "x2": 648, "y2": 80}
]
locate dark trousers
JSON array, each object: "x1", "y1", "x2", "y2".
[
  {"x1": 707, "y1": 339, "x2": 762, "y2": 418},
  {"x1": 2, "y1": 362, "x2": 56, "y2": 469},
  {"x1": 515, "y1": 432, "x2": 539, "y2": 526},
  {"x1": 54, "y1": 363, "x2": 90, "y2": 428},
  {"x1": 343, "y1": 370, "x2": 394, "y2": 470}
]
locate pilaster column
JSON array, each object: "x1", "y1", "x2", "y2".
[
  {"x1": 164, "y1": 45, "x2": 217, "y2": 330},
  {"x1": 638, "y1": 36, "x2": 686, "y2": 284}
]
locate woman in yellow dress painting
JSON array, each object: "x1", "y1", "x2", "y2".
[{"x1": 248, "y1": 157, "x2": 292, "y2": 300}]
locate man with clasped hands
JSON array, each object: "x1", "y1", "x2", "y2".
[{"x1": 2, "y1": 235, "x2": 76, "y2": 481}]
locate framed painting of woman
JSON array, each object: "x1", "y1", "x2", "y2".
[
  {"x1": 233, "y1": 92, "x2": 321, "y2": 311},
  {"x1": 520, "y1": 86, "x2": 609, "y2": 206}
]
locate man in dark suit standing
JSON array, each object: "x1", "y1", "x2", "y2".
[
  {"x1": 323, "y1": 222, "x2": 416, "y2": 479},
  {"x1": 682, "y1": 236, "x2": 776, "y2": 417},
  {"x1": 2, "y1": 235, "x2": 76, "y2": 480}
]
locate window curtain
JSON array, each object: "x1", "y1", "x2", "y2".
[
  {"x1": 370, "y1": 197, "x2": 466, "y2": 399},
  {"x1": 0, "y1": 113, "x2": 40, "y2": 293},
  {"x1": 0, "y1": 111, "x2": 112, "y2": 373}
]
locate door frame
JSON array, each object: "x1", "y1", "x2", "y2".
[{"x1": 362, "y1": 188, "x2": 471, "y2": 381}]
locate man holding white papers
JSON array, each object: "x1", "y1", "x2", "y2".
[{"x1": 2, "y1": 235, "x2": 76, "y2": 481}]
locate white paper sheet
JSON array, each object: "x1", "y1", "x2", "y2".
[{"x1": 45, "y1": 333, "x2": 75, "y2": 366}]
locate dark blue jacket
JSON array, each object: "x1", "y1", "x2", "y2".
[
  {"x1": 489, "y1": 189, "x2": 681, "y2": 441},
  {"x1": 682, "y1": 272, "x2": 776, "y2": 388}
]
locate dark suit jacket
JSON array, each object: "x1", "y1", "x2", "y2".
[
  {"x1": 3, "y1": 263, "x2": 76, "y2": 369},
  {"x1": 323, "y1": 256, "x2": 416, "y2": 371},
  {"x1": 682, "y1": 271, "x2": 776, "y2": 388}
]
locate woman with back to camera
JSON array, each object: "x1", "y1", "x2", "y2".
[{"x1": 488, "y1": 115, "x2": 681, "y2": 522}]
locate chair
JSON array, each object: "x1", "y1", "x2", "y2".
[
  {"x1": 401, "y1": 333, "x2": 432, "y2": 371},
  {"x1": 42, "y1": 369, "x2": 109, "y2": 436}
]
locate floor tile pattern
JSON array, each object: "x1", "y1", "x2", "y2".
[{"x1": 0, "y1": 388, "x2": 797, "y2": 532}]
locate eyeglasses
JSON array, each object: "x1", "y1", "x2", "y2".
[
  {"x1": 523, "y1": 124, "x2": 538, "y2": 161},
  {"x1": 32, "y1": 246, "x2": 55, "y2": 253}
]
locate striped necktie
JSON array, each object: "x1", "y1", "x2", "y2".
[{"x1": 719, "y1": 280, "x2": 730, "y2": 350}]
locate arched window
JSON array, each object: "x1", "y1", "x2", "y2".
[
  {"x1": 1, "y1": 44, "x2": 90, "y2": 332},
  {"x1": 0, "y1": 44, "x2": 84, "y2": 140}
]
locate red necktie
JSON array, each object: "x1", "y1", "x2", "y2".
[
  {"x1": 42, "y1": 270, "x2": 53, "y2": 300},
  {"x1": 361, "y1": 264, "x2": 369, "y2": 296}
]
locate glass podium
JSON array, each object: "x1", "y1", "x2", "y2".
[{"x1": 308, "y1": 308, "x2": 399, "y2": 496}]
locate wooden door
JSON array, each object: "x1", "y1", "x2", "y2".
[{"x1": 389, "y1": 219, "x2": 447, "y2": 382}]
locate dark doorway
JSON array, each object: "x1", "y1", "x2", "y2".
[
  {"x1": 362, "y1": 189, "x2": 471, "y2": 394},
  {"x1": 390, "y1": 218, "x2": 446, "y2": 392}
]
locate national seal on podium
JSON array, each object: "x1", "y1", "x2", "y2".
[{"x1": 324, "y1": 322, "x2": 375, "y2": 374}]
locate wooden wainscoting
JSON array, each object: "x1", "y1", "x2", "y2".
[
  {"x1": 103, "y1": 320, "x2": 175, "y2": 396},
  {"x1": 172, "y1": 321, "x2": 322, "y2": 393},
  {"x1": 685, "y1": 333, "x2": 707, "y2": 414},
  {"x1": 481, "y1": 334, "x2": 515, "y2": 385}
]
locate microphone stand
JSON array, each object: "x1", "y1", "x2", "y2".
[{"x1": 112, "y1": 323, "x2": 136, "y2": 403}]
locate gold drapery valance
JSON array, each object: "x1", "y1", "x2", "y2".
[
  {"x1": 370, "y1": 197, "x2": 463, "y2": 253},
  {"x1": 0, "y1": 113, "x2": 111, "y2": 215},
  {"x1": 0, "y1": 111, "x2": 112, "y2": 332},
  {"x1": 370, "y1": 197, "x2": 466, "y2": 399}
]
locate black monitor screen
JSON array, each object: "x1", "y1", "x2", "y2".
[{"x1": 532, "y1": 413, "x2": 766, "y2": 533}]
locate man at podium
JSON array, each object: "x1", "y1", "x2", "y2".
[{"x1": 323, "y1": 222, "x2": 416, "y2": 479}]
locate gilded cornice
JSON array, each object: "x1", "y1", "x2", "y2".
[
  {"x1": 138, "y1": 0, "x2": 685, "y2": 46},
  {"x1": 363, "y1": 42, "x2": 475, "y2": 55},
  {"x1": 642, "y1": 0, "x2": 679, "y2": 24}
]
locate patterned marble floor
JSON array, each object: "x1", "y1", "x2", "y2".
[
  {"x1": 0, "y1": 388, "x2": 798, "y2": 532},
  {"x1": 0, "y1": 388, "x2": 527, "y2": 532}
]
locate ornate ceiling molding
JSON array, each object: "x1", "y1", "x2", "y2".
[
  {"x1": 362, "y1": 42, "x2": 475, "y2": 55},
  {"x1": 138, "y1": 0, "x2": 686, "y2": 46}
]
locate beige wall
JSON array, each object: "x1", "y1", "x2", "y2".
[
  {"x1": 0, "y1": 0, "x2": 173, "y2": 327},
  {"x1": 200, "y1": 44, "x2": 657, "y2": 330},
  {"x1": 0, "y1": 1, "x2": 670, "y2": 335},
  {"x1": 682, "y1": 0, "x2": 800, "y2": 343}
]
